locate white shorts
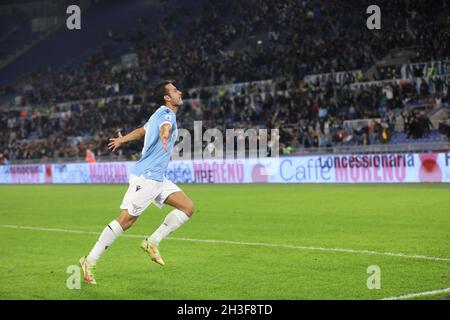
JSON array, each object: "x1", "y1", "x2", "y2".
[{"x1": 120, "y1": 175, "x2": 182, "y2": 216}]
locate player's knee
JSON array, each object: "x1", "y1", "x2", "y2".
[
  {"x1": 120, "y1": 220, "x2": 134, "y2": 231},
  {"x1": 183, "y1": 202, "x2": 195, "y2": 217},
  {"x1": 117, "y1": 210, "x2": 137, "y2": 231}
]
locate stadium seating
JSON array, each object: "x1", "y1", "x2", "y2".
[{"x1": 0, "y1": 0, "x2": 449, "y2": 162}]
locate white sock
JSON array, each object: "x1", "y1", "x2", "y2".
[
  {"x1": 86, "y1": 220, "x2": 123, "y2": 264},
  {"x1": 148, "y1": 209, "x2": 189, "y2": 245}
]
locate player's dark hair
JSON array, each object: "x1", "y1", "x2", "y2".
[{"x1": 153, "y1": 80, "x2": 175, "y2": 106}]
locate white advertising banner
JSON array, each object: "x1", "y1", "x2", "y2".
[
  {"x1": 0, "y1": 152, "x2": 449, "y2": 184},
  {"x1": 0, "y1": 164, "x2": 49, "y2": 184},
  {"x1": 271, "y1": 153, "x2": 450, "y2": 183}
]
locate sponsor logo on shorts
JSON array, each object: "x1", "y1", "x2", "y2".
[{"x1": 136, "y1": 185, "x2": 141, "y2": 192}]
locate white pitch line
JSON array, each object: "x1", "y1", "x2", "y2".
[
  {"x1": 1, "y1": 224, "x2": 450, "y2": 263},
  {"x1": 381, "y1": 287, "x2": 450, "y2": 300}
]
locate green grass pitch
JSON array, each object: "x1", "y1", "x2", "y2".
[{"x1": 0, "y1": 184, "x2": 449, "y2": 300}]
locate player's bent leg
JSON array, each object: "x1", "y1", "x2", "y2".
[
  {"x1": 81, "y1": 213, "x2": 126, "y2": 284},
  {"x1": 143, "y1": 191, "x2": 194, "y2": 266},
  {"x1": 81, "y1": 175, "x2": 156, "y2": 283},
  {"x1": 116, "y1": 209, "x2": 139, "y2": 231},
  {"x1": 164, "y1": 191, "x2": 195, "y2": 217}
]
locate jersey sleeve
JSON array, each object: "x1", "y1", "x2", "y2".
[
  {"x1": 143, "y1": 120, "x2": 151, "y2": 131},
  {"x1": 143, "y1": 110, "x2": 175, "y2": 133},
  {"x1": 157, "y1": 112, "x2": 174, "y2": 130}
]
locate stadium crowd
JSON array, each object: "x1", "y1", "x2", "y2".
[
  {"x1": 2, "y1": 0, "x2": 449, "y2": 105},
  {"x1": 0, "y1": 0, "x2": 449, "y2": 162},
  {"x1": 1, "y1": 73, "x2": 448, "y2": 161}
]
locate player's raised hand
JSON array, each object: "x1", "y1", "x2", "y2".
[{"x1": 108, "y1": 132, "x2": 124, "y2": 152}]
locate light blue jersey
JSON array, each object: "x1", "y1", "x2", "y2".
[{"x1": 130, "y1": 105, "x2": 178, "y2": 181}]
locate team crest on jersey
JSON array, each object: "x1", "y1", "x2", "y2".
[{"x1": 165, "y1": 115, "x2": 172, "y2": 121}]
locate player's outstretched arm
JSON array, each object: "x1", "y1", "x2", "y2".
[
  {"x1": 160, "y1": 123, "x2": 172, "y2": 151},
  {"x1": 108, "y1": 127, "x2": 145, "y2": 152}
]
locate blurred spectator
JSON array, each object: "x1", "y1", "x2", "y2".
[
  {"x1": 0, "y1": 153, "x2": 8, "y2": 165},
  {"x1": 85, "y1": 146, "x2": 96, "y2": 163},
  {"x1": 438, "y1": 120, "x2": 449, "y2": 141}
]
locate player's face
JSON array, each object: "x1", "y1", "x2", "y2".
[{"x1": 166, "y1": 84, "x2": 183, "y2": 107}]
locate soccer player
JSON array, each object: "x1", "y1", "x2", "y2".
[{"x1": 80, "y1": 80, "x2": 195, "y2": 284}]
